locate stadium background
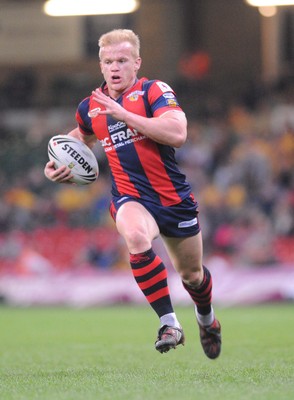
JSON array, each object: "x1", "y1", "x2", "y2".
[{"x1": 0, "y1": 0, "x2": 293, "y2": 306}]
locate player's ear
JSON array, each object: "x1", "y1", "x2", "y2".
[{"x1": 134, "y1": 57, "x2": 142, "y2": 72}]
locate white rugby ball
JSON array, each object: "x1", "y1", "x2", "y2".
[{"x1": 48, "y1": 135, "x2": 99, "y2": 185}]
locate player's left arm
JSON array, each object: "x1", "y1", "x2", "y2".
[
  {"x1": 91, "y1": 89, "x2": 187, "y2": 148},
  {"x1": 123, "y1": 109, "x2": 187, "y2": 148}
]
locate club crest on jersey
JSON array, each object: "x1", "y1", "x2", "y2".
[
  {"x1": 88, "y1": 107, "x2": 101, "y2": 118},
  {"x1": 167, "y1": 98, "x2": 178, "y2": 107},
  {"x1": 127, "y1": 90, "x2": 145, "y2": 101}
]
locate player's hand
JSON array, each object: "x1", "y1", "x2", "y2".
[
  {"x1": 44, "y1": 160, "x2": 74, "y2": 184},
  {"x1": 91, "y1": 89, "x2": 128, "y2": 122}
]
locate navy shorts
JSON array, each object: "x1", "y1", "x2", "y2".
[{"x1": 109, "y1": 194, "x2": 200, "y2": 238}]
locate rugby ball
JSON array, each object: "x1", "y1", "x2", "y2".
[{"x1": 48, "y1": 135, "x2": 99, "y2": 185}]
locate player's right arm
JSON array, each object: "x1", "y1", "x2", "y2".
[
  {"x1": 44, "y1": 127, "x2": 97, "y2": 183},
  {"x1": 44, "y1": 159, "x2": 73, "y2": 183},
  {"x1": 44, "y1": 97, "x2": 97, "y2": 183},
  {"x1": 68, "y1": 127, "x2": 97, "y2": 149}
]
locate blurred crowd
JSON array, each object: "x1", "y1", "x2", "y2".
[
  {"x1": 179, "y1": 98, "x2": 294, "y2": 267},
  {"x1": 0, "y1": 75, "x2": 294, "y2": 276}
]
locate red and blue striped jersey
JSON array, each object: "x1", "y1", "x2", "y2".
[{"x1": 76, "y1": 77, "x2": 192, "y2": 206}]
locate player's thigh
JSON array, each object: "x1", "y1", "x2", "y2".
[
  {"x1": 116, "y1": 201, "x2": 160, "y2": 249},
  {"x1": 163, "y1": 231, "x2": 203, "y2": 274}
]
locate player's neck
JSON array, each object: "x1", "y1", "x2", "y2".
[{"x1": 107, "y1": 78, "x2": 138, "y2": 100}]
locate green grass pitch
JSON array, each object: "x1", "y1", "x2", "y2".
[{"x1": 0, "y1": 304, "x2": 293, "y2": 400}]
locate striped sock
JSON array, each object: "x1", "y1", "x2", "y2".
[
  {"x1": 130, "y1": 248, "x2": 174, "y2": 318},
  {"x1": 182, "y1": 265, "x2": 213, "y2": 315}
]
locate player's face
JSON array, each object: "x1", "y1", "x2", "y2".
[{"x1": 99, "y1": 42, "x2": 141, "y2": 98}]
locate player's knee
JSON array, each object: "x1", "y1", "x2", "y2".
[
  {"x1": 180, "y1": 266, "x2": 203, "y2": 287},
  {"x1": 123, "y1": 227, "x2": 151, "y2": 253}
]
